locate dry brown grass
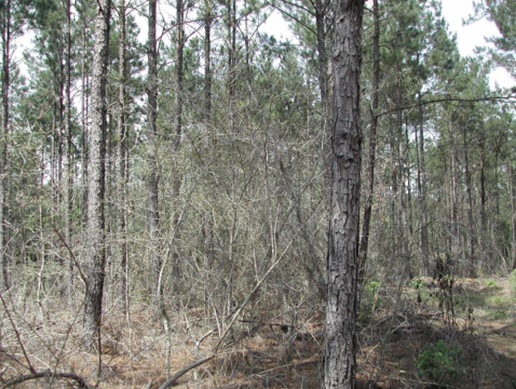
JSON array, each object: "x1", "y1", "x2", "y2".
[{"x1": 1, "y1": 277, "x2": 515, "y2": 388}]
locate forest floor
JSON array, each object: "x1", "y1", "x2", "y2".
[{"x1": 1, "y1": 275, "x2": 515, "y2": 389}]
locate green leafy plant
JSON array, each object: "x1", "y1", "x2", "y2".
[
  {"x1": 409, "y1": 278, "x2": 424, "y2": 290},
  {"x1": 415, "y1": 340, "x2": 463, "y2": 385},
  {"x1": 359, "y1": 280, "x2": 383, "y2": 324},
  {"x1": 484, "y1": 279, "x2": 497, "y2": 287},
  {"x1": 365, "y1": 280, "x2": 381, "y2": 295}
]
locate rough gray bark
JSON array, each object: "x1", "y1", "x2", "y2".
[
  {"x1": 204, "y1": 0, "x2": 212, "y2": 124},
  {"x1": 509, "y1": 164, "x2": 516, "y2": 270},
  {"x1": 324, "y1": 0, "x2": 364, "y2": 388},
  {"x1": 358, "y1": 0, "x2": 379, "y2": 277},
  {"x1": 116, "y1": 0, "x2": 129, "y2": 314},
  {"x1": 146, "y1": 0, "x2": 163, "y2": 315},
  {"x1": 416, "y1": 54, "x2": 429, "y2": 275},
  {"x1": 174, "y1": 0, "x2": 185, "y2": 159},
  {"x1": 0, "y1": 0, "x2": 11, "y2": 290},
  {"x1": 315, "y1": 0, "x2": 329, "y2": 110},
  {"x1": 64, "y1": 0, "x2": 74, "y2": 302},
  {"x1": 170, "y1": 0, "x2": 186, "y2": 284},
  {"x1": 462, "y1": 125, "x2": 476, "y2": 276},
  {"x1": 83, "y1": 0, "x2": 111, "y2": 351}
]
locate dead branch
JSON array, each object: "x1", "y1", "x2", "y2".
[
  {"x1": 0, "y1": 292, "x2": 36, "y2": 374},
  {"x1": 1, "y1": 370, "x2": 92, "y2": 388},
  {"x1": 158, "y1": 354, "x2": 215, "y2": 389},
  {"x1": 239, "y1": 319, "x2": 295, "y2": 332}
]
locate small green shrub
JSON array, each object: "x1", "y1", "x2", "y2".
[
  {"x1": 409, "y1": 277, "x2": 423, "y2": 290},
  {"x1": 415, "y1": 340, "x2": 463, "y2": 385},
  {"x1": 358, "y1": 280, "x2": 383, "y2": 324},
  {"x1": 365, "y1": 280, "x2": 381, "y2": 295},
  {"x1": 484, "y1": 279, "x2": 497, "y2": 287}
]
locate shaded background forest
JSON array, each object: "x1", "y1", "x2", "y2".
[{"x1": 0, "y1": 0, "x2": 516, "y2": 386}]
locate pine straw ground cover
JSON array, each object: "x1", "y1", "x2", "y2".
[{"x1": 0, "y1": 276, "x2": 515, "y2": 388}]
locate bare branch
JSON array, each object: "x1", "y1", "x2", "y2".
[
  {"x1": 158, "y1": 355, "x2": 215, "y2": 389},
  {"x1": 266, "y1": 2, "x2": 317, "y2": 36},
  {"x1": 2, "y1": 370, "x2": 92, "y2": 389}
]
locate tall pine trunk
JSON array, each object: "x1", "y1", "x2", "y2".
[
  {"x1": 416, "y1": 53, "x2": 429, "y2": 275},
  {"x1": 116, "y1": 0, "x2": 129, "y2": 314},
  {"x1": 204, "y1": 0, "x2": 212, "y2": 125},
  {"x1": 64, "y1": 0, "x2": 75, "y2": 302},
  {"x1": 0, "y1": 0, "x2": 11, "y2": 290},
  {"x1": 325, "y1": 0, "x2": 364, "y2": 387},
  {"x1": 147, "y1": 0, "x2": 163, "y2": 316},
  {"x1": 83, "y1": 0, "x2": 111, "y2": 352},
  {"x1": 358, "y1": 0, "x2": 379, "y2": 278}
]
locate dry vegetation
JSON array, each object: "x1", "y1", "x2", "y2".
[{"x1": 1, "y1": 275, "x2": 515, "y2": 389}]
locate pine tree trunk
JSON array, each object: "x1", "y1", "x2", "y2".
[
  {"x1": 83, "y1": 0, "x2": 111, "y2": 352},
  {"x1": 358, "y1": 0, "x2": 379, "y2": 278},
  {"x1": 116, "y1": 0, "x2": 129, "y2": 314},
  {"x1": 325, "y1": 0, "x2": 364, "y2": 387},
  {"x1": 147, "y1": 0, "x2": 163, "y2": 316},
  {"x1": 64, "y1": 0, "x2": 74, "y2": 303},
  {"x1": 479, "y1": 135, "x2": 487, "y2": 267},
  {"x1": 169, "y1": 0, "x2": 186, "y2": 293},
  {"x1": 508, "y1": 164, "x2": 516, "y2": 270},
  {"x1": 204, "y1": 0, "x2": 212, "y2": 124},
  {"x1": 462, "y1": 126, "x2": 476, "y2": 276},
  {"x1": 416, "y1": 56, "x2": 429, "y2": 275},
  {"x1": 449, "y1": 118, "x2": 459, "y2": 269},
  {"x1": 315, "y1": 0, "x2": 328, "y2": 112},
  {"x1": 0, "y1": 0, "x2": 11, "y2": 290}
]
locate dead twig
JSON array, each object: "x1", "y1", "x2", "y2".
[
  {"x1": 158, "y1": 354, "x2": 216, "y2": 389},
  {"x1": 1, "y1": 369, "x2": 92, "y2": 388},
  {"x1": 0, "y1": 292, "x2": 36, "y2": 374}
]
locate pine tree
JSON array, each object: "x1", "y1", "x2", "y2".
[
  {"x1": 83, "y1": 0, "x2": 111, "y2": 353},
  {"x1": 325, "y1": 0, "x2": 364, "y2": 387}
]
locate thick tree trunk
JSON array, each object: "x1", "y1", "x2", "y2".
[
  {"x1": 325, "y1": 0, "x2": 364, "y2": 388},
  {"x1": 83, "y1": 0, "x2": 111, "y2": 351}
]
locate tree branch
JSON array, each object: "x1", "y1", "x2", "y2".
[
  {"x1": 157, "y1": 354, "x2": 215, "y2": 389},
  {"x1": 2, "y1": 370, "x2": 92, "y2": 388},
  {"x1": 266, "y1": 2, "x2": 317, "y2": 36}
]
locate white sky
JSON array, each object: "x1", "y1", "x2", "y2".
[
  {"x1": 15, "y1": 0, "x2": 516, "y2": 90},
  {"x1": 440, "y1": 0, "x2": 514, "y2": 88},
  {"x1": 263, "y1": 0, "x2": 515, "y2": 89}
]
